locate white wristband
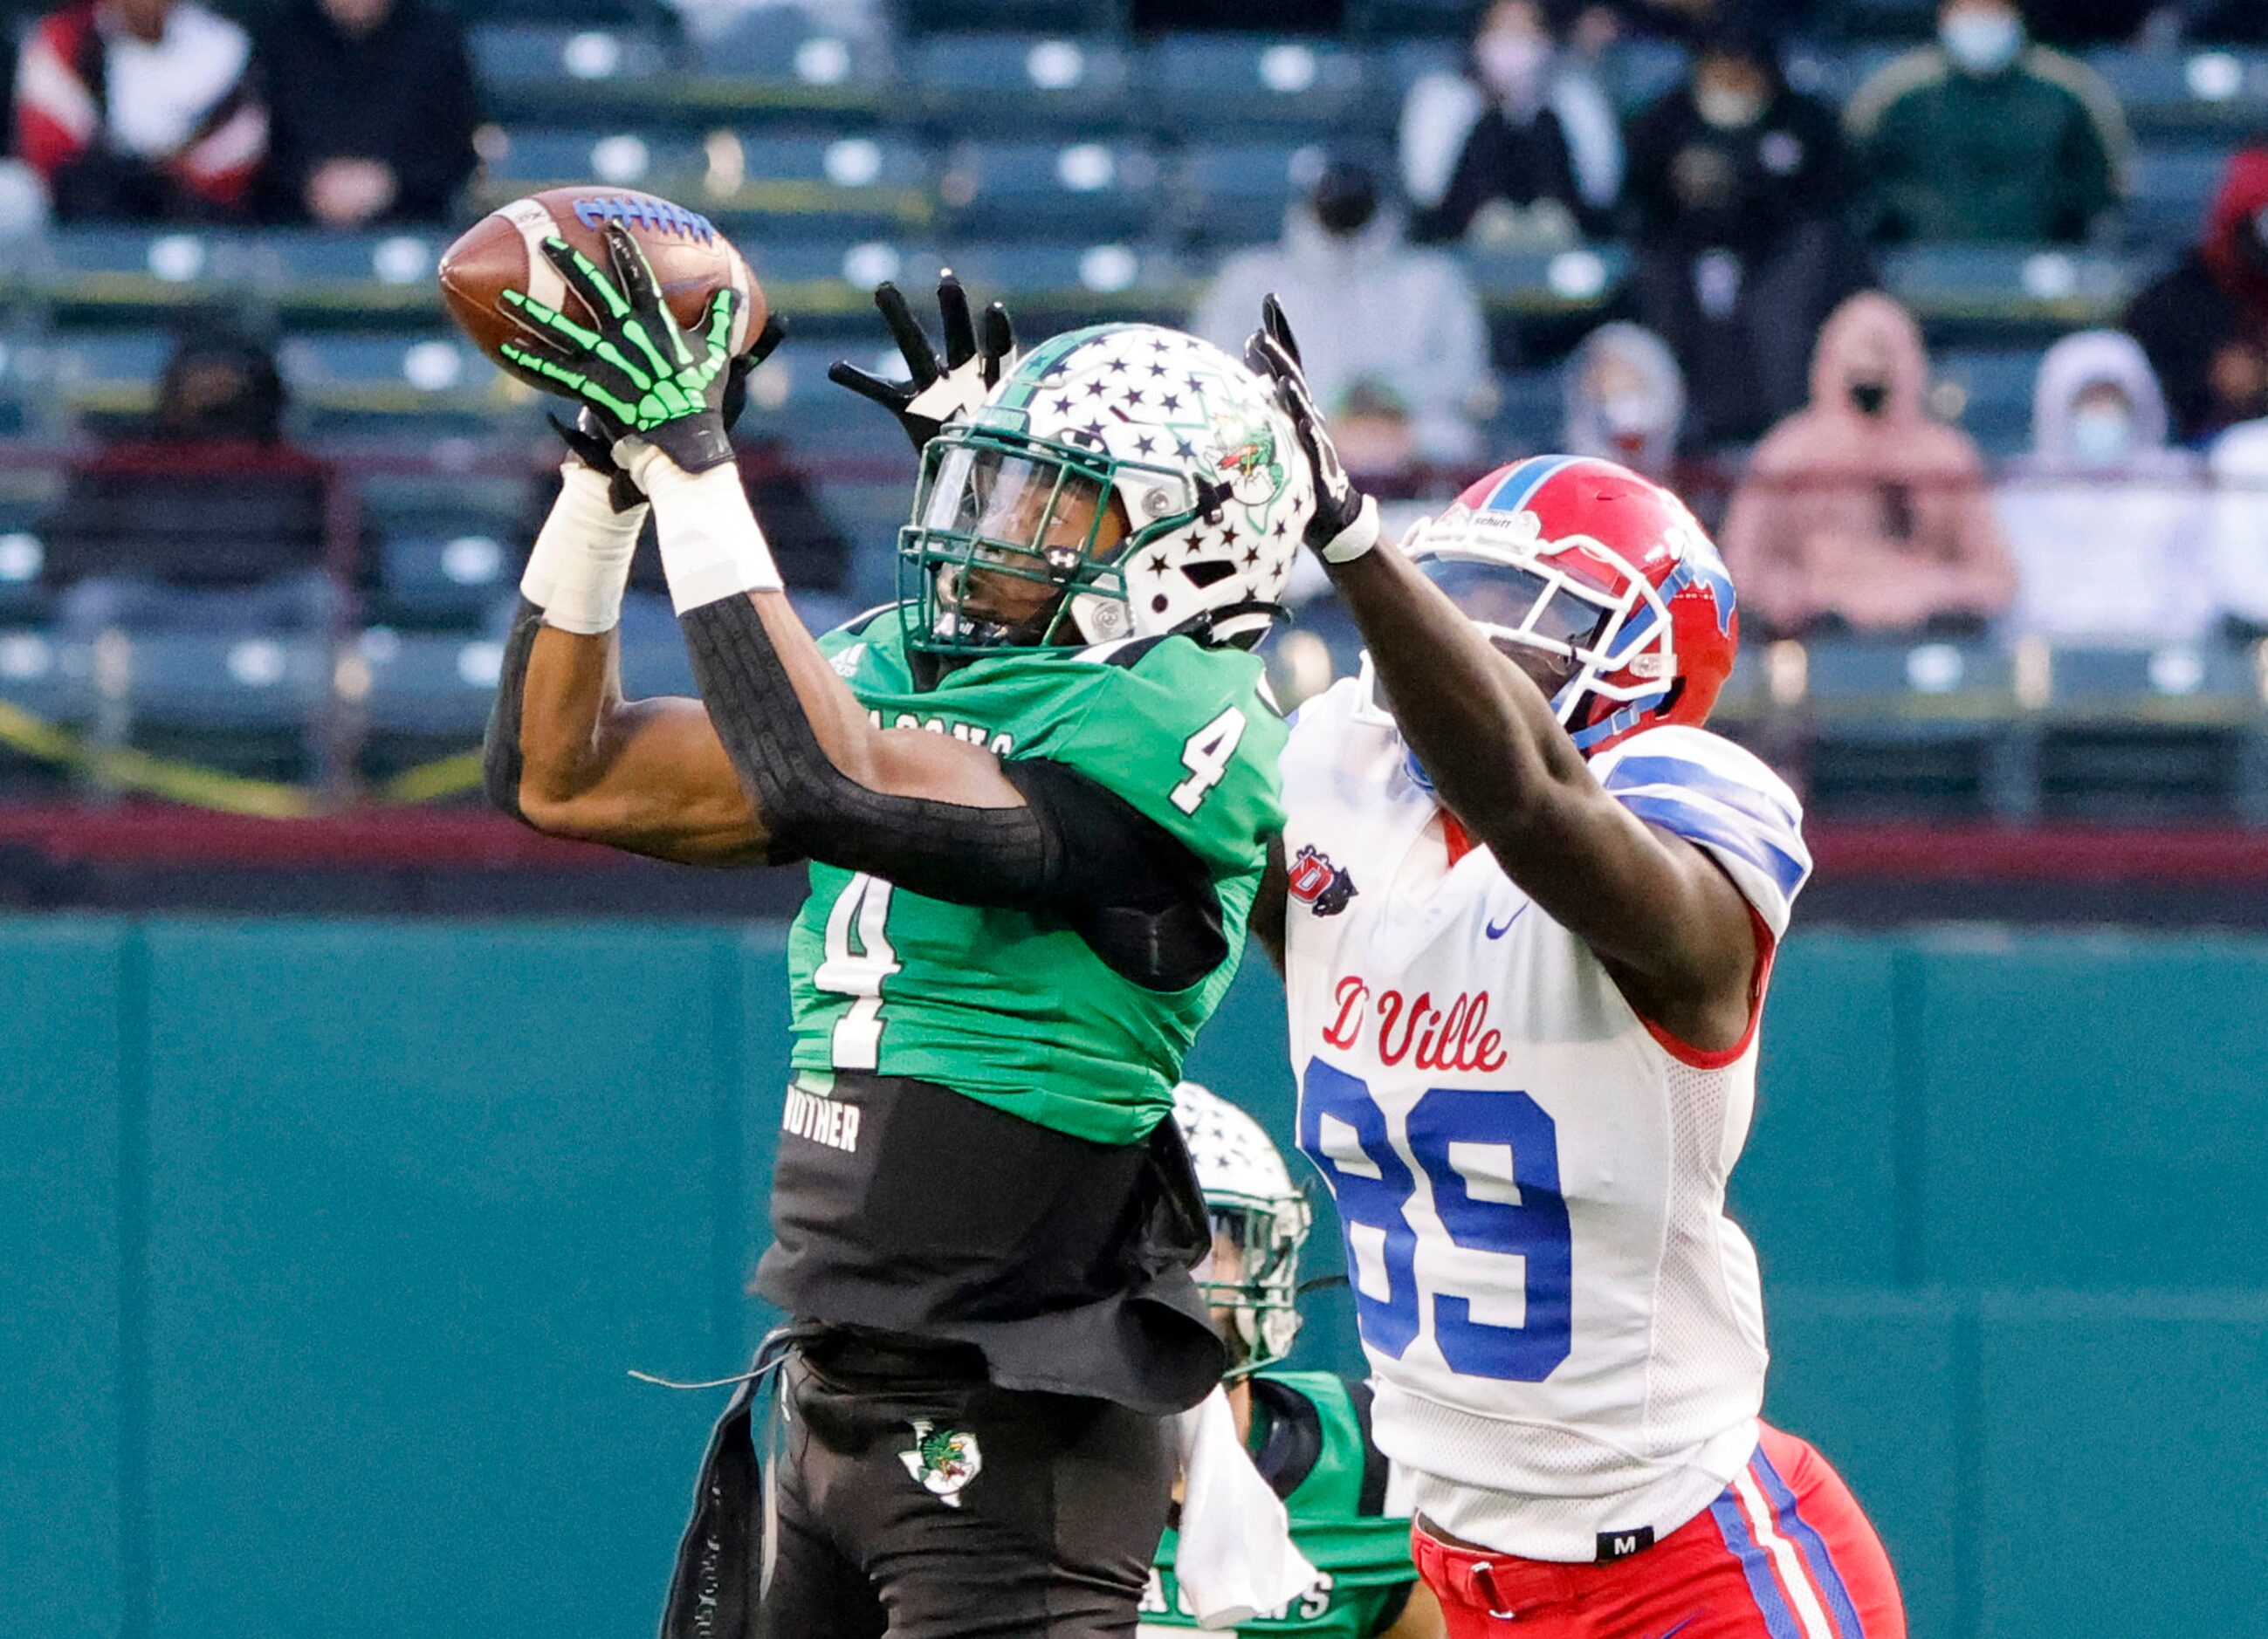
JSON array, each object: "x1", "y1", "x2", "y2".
[
  {"x1": 633, "y1": 449, "x2": 783, "y2": 614},
  {"x1": 522, "y1": 463, "x2": 646, "y2": 634},
  {"x1": 1317, "y1": 494, "x2": 1382, "y2": 566}
]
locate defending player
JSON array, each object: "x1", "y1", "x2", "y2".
[
  {"x1": 1242, "y1": 298, "x2": 1907, "y2": 1639},
  {"x1": 1152, "y1": 1081, "x2": 1443, "y2": 1639},
  {"x1": 481, "y1": 224, "x2": 1318, "y2": 1636}
]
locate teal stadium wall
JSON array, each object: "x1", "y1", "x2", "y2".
[{"x1": 4, "y1": 918, "x2": 2265, "y2": 1638}]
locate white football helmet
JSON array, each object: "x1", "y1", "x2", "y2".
[
  {"x1": 1172, "y1": 1080, "x2": 1313, "y2": 1374},
  {"x1": 899, "y1": 323, "x2": 1315, "y2": 660}
]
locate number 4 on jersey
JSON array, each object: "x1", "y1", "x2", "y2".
[
  {"x1": 1171, "y1": 706, "x2": 1247, "y2": 814},
  {"x1": 814, "y1": 873, "x2": 898, "y2": 1070}
]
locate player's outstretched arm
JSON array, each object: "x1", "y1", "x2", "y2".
[
  {"x1": 1247, "y1": 300, "x2": 1757, "y2": 1051},
  {"x1": 484, "y1": 442, "x2": 773, "y2": 867},
  {"x1": 503, "y1": 223, "x2": 1219, "y2": 968}
]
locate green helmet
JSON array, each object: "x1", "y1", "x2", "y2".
[{"x1": 898, "y1": 323, "x2": 1316, "y2": 664}]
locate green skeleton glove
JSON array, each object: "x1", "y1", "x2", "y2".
[{"x1": 498, "y1": 221, "x2": 743, "y2": 475}]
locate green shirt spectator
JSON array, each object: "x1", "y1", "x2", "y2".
[{"x1": 1845, "y1": 0, "x2": 2129, "y2": 243}]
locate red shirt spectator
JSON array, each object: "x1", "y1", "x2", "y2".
[
  {"x1": 2125, "y1": 147, "x2": 2268, "y2": 444},
  {"x1": 14, "y1": 0, "x2": 265, "y2": 221}
]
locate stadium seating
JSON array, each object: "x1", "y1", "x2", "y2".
[
  {"x1": 906, "y1": 34, "x2": 1135, "y2": 135},
  {"x1": 1133, "y1": 36, "x2": 1375, "y2": 140},
  {"x1": 1934, "y1": 346, "x2": 2043, "y2": 456},
  {"x1": 0, "y1": 20, "x2": 2255, "y2": 813},
  {"x1": 938, "y1": 140, "x2": 1160, "y2": 243}
]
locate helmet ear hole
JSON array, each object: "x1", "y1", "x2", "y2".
[{"x1": 1181, "y1": 559, "x2": 1236, "y2": 589}]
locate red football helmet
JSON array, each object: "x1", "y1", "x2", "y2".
[{"x1": 1372, "y1": 454, "x2": 1738, "y2": 758}]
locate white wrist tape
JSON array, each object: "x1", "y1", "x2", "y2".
[
  {"x1": 636, "y1": 452, "x2": 783, "y2": 614},
  {"x1": 1318, "y1": 493, "x2": 1382, "y2": 565},
  {"x1": 522, "y1": 463, "x2": 646, "y2": 634}
]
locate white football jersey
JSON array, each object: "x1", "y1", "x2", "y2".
[{"x1": 1280, "y1": 677, "x2": 1811, "y2": 1562}]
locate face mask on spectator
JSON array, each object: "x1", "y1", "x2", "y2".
[
  {"x1": 1850, "y1": 380, "x2": 1890, "y2": 416},
  {"x1": 1601, "y1": 395, "x2": 1660, "y2": 456},
  {"x1": 1312, "y1": 167, "x2": 1379, "y2": 237},
  {"x1": 1696, "y1": 86, "x2": 1765, "y2": 129},
  {"x1": 2069, "y1": 404, "x2": 2134, "y2": 468},
  {"x1": 1941, "y1": 8, "x2": 2023, "y2": 76},
  {"x1": 1475, "y1": 29, "x2": 1551, "y2": 103}
]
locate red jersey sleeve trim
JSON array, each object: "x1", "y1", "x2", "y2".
[{"x1": 1635, "y1": 902, "x2": 1777, "y2": 1070}]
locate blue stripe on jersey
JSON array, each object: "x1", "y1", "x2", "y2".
[
  {"x1": 1482, "y1": 454, "x2": 1581, "y2": 514},
  {"x1": 1712, "y1": 1490, "x2": 1804, "y2": 1639},
  {"x1": 1614, "y1": 791, "x2": 1811, "y2": 899},
  {"x1": 1753, "y1": 1445, "x2": 1866, "y2": 1639},
  {"x1": 1606, "y1": 755, "x2": 1801, "y2": 831}
]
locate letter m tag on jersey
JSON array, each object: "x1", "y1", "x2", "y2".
[
  {"x1": 899, "y1": 1420, "x2": 982, "y2": 1507},
  {"x1": 1286, "y1": 844, "x2": 1357, "y2": 916}
]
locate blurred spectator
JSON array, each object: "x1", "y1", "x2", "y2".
[
  {"x1": 1720, "y1": 291, "x2": 2016, "y2": 637},
  {"x1": 2025, "y1": 0, "x2": 2156, "y2": 44},
  {"x1": 1621, "y1": 24, "x2": 1864, "y2": 448},
  {"x1": 14, "y1": 0, "x2": 265, "y2": 222},
  {"x1": 2204, "y1": 415, "x2": 2268, "y2": 641},
  {"x1": 1399, "y1": 1, "x2": 1620, "y2": 246},
  {"x1": 1563, "y1": 321, "x2": 1684, "y2": 480},
  {"x1": 1997, "y1": 330, "x2": 2212, "y2": 642},
  {"x1": 2174, "y1": 0, "x2": 2268, "y2": 41},
  {"x1": 1132, "y1": 0, "x2": 1342, "y2": 26},
  {"x1": 43, "y1": 326, "x2": 336, "y2": 633},
  {"x1": 1845, "y1": 0, "x2": 2128, "y2": 244},
  {"x1": 253, "y1": 0, "x2": 478, "y2": 228},
  {"x1": 1569, "y1": 0, "x2": 1821, "y2": 46},
  {"x1": 2124, "y1": 148, "x2": 2268, "y2": 445},
  {"x1": 1193, "y1": 159, "x2": 1488, "y2": 467}
]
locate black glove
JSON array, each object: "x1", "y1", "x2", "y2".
[
  {"x1": 828, "y1": 273, "x2": 1017, "y2": 451},
  {"x1": 1244, "y1": 293, "x2": 1379, "y2": 564},
  {"x1": 548, "y1": 312, "x2": 786, "y2": 512},
  {"x1": 499, "y1": 221, "x2": 753, "y2": 475}
]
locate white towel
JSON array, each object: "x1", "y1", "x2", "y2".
[{"x1": 1172, "y1": 1385, "x2": 1318, "y2": 1627}]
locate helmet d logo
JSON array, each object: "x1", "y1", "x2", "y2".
[{"x1": 899, "y1": 1420, "x2": 982, "y2": 1507}]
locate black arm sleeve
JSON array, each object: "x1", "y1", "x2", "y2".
[
  {"x1": 680, "y1": 595, "x2": 1225, "y2": 990},
  {"x1": 480, "y1": 595, "x2": 544, "y2": 825}
]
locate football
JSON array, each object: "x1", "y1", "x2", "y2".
[{"x1": 437, "y1": 186, "x2": 764, "y2": 369}]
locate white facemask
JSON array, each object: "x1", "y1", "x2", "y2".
[
  {"x1": 1475, "y1": 30, "x2": 1550, "y2": 102},
  {"x1": 2068, "y1": 404, "x2": 2134, "y2": 469},
  {"x1": 1601, "y1": 394, "x2": 1656, "y2": 435},
  {"x1": 1942, "y1": 10, "x2": 2023, "y2": 75},
  {"x1": 1696, "y1": 86, "x2": 1765, "y2": 129}
]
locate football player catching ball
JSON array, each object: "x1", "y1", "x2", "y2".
[{"x1": 483, "y1": 223, "x2": 1318, "y2": 1636}]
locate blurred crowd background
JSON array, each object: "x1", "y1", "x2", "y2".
[
  {"x1": 3, "y1": 0, "x2": 2268, "y2": 845},
  {"x1": 10, "y1": 10, "x2": 2268, "y2": 1638}
]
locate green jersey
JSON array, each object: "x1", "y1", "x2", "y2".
[
  {"x1": 1144, "y1": 1372, "x2": 1418, "y2": 1638},
  {"x1": 786, "y1": 607, "x2": 1285, "y2": 1145}
]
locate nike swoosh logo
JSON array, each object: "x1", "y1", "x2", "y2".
[
  {"x1": 1485, "y1": 906, "x2": 1528, "y2": 939},
  {"x1": 1653, "y1": 1619, "x2": 1698, "y2": 1639}
]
